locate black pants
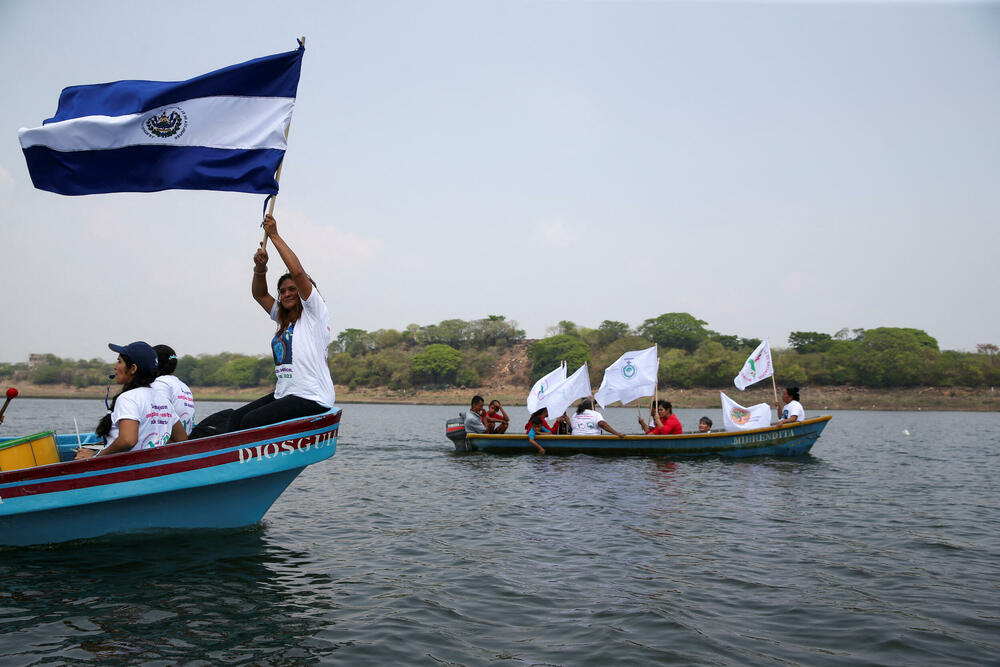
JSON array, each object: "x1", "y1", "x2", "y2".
[{"x1": 228, "y1": 392, "x2": 328, "y2": 431}]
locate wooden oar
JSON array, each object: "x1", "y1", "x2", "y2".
[{"x1": 0, "y1": 387, "x2": 18, "y2": 423}]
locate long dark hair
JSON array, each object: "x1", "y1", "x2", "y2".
[
  {"x1": 154, "y1": 344, "x2": 178, "y2": 376},
  {"x1": 275, "y1": 273, "x2": 318, "y2": 336},
  {"x1": 529, "y1": 408, "x2": 548, "y2": 426},
  {"x1": 785, "y1": 387, "x2": 801, "y2": 401},
  {"x1": 95, "y1": 353, "x2": 158, "y2": 439}
]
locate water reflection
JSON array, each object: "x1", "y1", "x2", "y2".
[{"x1": 0, "y1": 528, "x2": 341, "y2": 663}]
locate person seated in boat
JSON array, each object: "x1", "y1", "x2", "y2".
[
  {"x1": 525, "y1": 407, "x2": 561, "y2": 454},
  {"x1": 775, "y1": 387, "x2": 805, "y2": 426},
  {"x1": 485, "y1": 400, "x2": 510, "y2": 434},
  {"x1": 698, "y1": 416, "x2": 713, "y2": 433},
  {"x1": 570, "y1": 398, "x2": 625, "y2": 438},
  {"x1": 152, "y1": 344, "x2": 196, "y2": 436},
  {"x1": 225, "y1": 214, "x2": 336, "y2": 432},
  {"x1": 523, "y1": 407, "x2": 567, "y2": 436},
  {"x1": 638, "y1": 400, "x2": 683, "y2": 435},
  {"x1": 464, "y1": 395, "x2": 488, "y2": 434},
  {"x1": 75, "y1": 342, "x2": 187, "y2": 459}
]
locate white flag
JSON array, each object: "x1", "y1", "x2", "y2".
[
  {"x1": 526, "y1": 362, "x2": 566, "y2": 416},
  {"x1": 720, "y1": 392, "x2": 772, "y2": 431},
  {"x1": 538, "y1": 363, "x2": 593, "y2": 419},
  {"x1": 594, "y1": 346, "x2": 658, "y2": 408},
  {"x1": 734, "y1": 339, "x2": 773, "y2": 390}
]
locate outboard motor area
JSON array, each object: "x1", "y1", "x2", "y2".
[{"x1": 446, "y1": 414, "x2": 469, "y2": 452}]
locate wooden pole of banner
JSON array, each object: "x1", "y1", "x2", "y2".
[
  {"x1": 262, "y1": 35, "x2": 306, "y2": 250},
  {"x1": 771, "y1": 373, "x2": 780, "y2": 411}
]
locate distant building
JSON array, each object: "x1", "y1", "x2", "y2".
[{"x1": 28, "y1": 354, "x2": 47, "y2": 369}]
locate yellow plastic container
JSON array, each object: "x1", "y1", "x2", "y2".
[{"x1": 0, "y1": 431, "x2": 60, "y2": 472}]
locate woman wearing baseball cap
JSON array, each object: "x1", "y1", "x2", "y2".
[{"x1": 75, "y1": 341, "x2": 187, "y2": 459}]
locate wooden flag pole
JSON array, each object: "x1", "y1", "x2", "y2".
[{"x1": 262, "y1": 35, "x2": 306, "y2": 250}]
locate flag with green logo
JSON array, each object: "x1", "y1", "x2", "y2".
[{"x1": 734, "y1": 339, "x2": 773, "y2": 390}]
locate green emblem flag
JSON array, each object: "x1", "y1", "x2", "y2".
[{"x1": 734, "y1": 340, "x2": 773, "y2": 391}]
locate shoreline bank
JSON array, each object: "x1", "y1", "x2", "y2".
[{"x1": 6, "y1": 383, "x2": 998, "y2": 411}]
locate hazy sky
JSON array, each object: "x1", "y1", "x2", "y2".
[{"x1": 1, "y1": 0, "x2": 998, "y2": 364}]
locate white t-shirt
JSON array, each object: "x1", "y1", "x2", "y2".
[
  {"x1": 103, "y1": 386, "x2": 178, "y2": 453},
  {"x1": 781, "y1": 400, "x2": 805, "y2": 423},
  {"x1": 571, "y1": 409, "x2": 605, "y2": 435},
  {"x1": 152, "y1": 375, "x2": 196, "y2": 435},
  {"x1": 269, "y1": 289, "x2": 336, "y2": 408}
]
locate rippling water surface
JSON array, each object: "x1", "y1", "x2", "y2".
[{"x1": 1, "y1": 400, "x2": 998, "y2": 665}]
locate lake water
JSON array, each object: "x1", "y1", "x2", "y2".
[{"x1": 1, "y1": 399, "x2": 998, "y2": 665}]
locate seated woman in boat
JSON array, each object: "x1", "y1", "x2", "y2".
[
  {"x1": 485, "y1": 400, "x2": 510, "y2": 434},
  {"x1": 226, "y1": 214, "x2": 336, "y2": 432},
  {"x1": 698, "y1": 416, "x2": 713, "y2": 433},
  {"x1": 775, "y1": 387, "x2": 805, "y2": 426},
  {"x1": 570, "y1": 398, "x2": 625, "y2": 438},
  {"x1": 638, "y1": 400, "x2": 683, "y2": 435},
  {"x1": 153, "y1": 344, "x2": 196, "y2": 436},
  {"x1": 76, "y1": 341, "x2": 187, "y2": 459}
]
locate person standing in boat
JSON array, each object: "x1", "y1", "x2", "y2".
[
  {"x1": 570, "y1": 398, "x2": 625, "y2": 438},
  {"x1": 775, "y1": 387, "x2": 805, "y2": 426},
  {"x1": 76, "y1": 341, "x2": 187, "y2": 459},
  {"x1": 638, "y1": 400, "x2": 683, "y2": 435},
  {"x1": 152, "y1": 344, "x2": 196, "y2": 436},
  {"x1": 227, "y1": 214, "x2": 336, "y2": 431}
]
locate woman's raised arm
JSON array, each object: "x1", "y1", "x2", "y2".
[{"x1": 262, "y1": 214, "x2": 312, "y2": 301}]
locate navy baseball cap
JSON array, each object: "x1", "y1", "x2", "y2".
[{"x1": 108, "y1": 341, "x2": 158, "y2": 373}]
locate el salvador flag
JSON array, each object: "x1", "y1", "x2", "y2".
[{"x1": 18, "y1": 44, "x2": 304, "y2": 196}]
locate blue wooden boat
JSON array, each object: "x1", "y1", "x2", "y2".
[
  {"x1": 0, "y1": 409, "x2": 340, "y2": 547},
  {"x1": 446, "y1": 414, "x2": 831, "y2": 457}
]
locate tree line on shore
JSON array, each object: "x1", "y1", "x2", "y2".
[{"x1": 2, "y1": 314, "x2": 998, "y2": 392}]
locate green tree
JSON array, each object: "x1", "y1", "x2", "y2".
[
  {"x1": 527, "y1": 335, "x2": 589, "y2": 381},
  {"x1": 411, "y1": 344, "x2": 463, "y2": 385},
  {"x1": 336, "y1": 328, "x2": 374, "y2": 356},
  {"x1": 222, "y1": 357, "x2": 263, "y2": 388},
  {"x1": 854, "y1": 327, "x2": 939, "y2": 387},
  {"x1": 788, "y1": 331, "x2": 834, "y2": 353},
  {"x1": 374, "y1": 329, "x2": 405, "y2": 349},
  {"x1": 469, "y1": 315, "x2": 525, "y2": 349},
  {"x1": 638, "y1": 313, "x2": 709, "y2": 352},
  {"x1": 597, "y1": 320, "x2": 631, "y2": 347}
]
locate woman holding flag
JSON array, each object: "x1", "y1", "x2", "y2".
[
  {"x1": 639, "y1": 400, "x2": 683, "y2": 435},
  {"x1": 226, "y1": 214, "x2": 336, "y2": 431},
  {"x1": 775, "y1": 387, "x2": 805, "y2": 426}
]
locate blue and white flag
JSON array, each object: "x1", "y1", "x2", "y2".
[{"x1": 18, "y1": 45, "x2": 304, "y2": 195}]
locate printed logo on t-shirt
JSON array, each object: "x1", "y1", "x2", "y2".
[{"x1": 272, "y1": 322, "x2": 295, "y2": 365}]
